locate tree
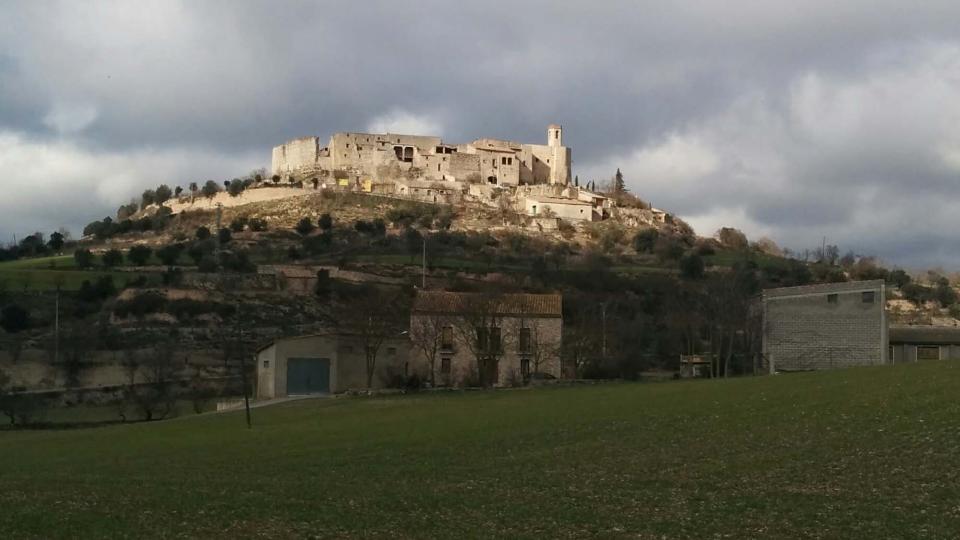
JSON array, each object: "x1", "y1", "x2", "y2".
[
  {"x1": 201, "y1": 180, "x2": 220, "y2": 199},
  {"x1": 614, "y1": 168, "x2": 626, "y2": 194},
  {"x1": 271, "y1": 174, "x2": 281, "y2": 184},
  {"x1": 227, "y1": 180, "x2": 245, "y2": 197},
  {"x1": 249, "y1": 218, "x2": 268, "y2": 232},
  {"x1": 717, "y1": 227, "x2": 748, "y2": 250},
  {"x1": 141, "y1": 189, "x2": 156, "y2": 209},
  {"x1": 451, "y1": 292, "x2": 507, "y2": 388},
  {"x1": 510, "y1": 317, "x2": 559, "y2": 382},
  {"x1": 73, "y1": 248, "x2": 95, "y2": 269},
  {"x1": 409, "y1": 310, "x2": 450, "y2": 387},
  {"x1": 218, "y1": 228, "x2": 232, "y2": 245},
  {"x1": 101, "y1": 249, "x2": 123, "y2": 268},
  {"x1": 295, "y1": 217, "x2": 315, "y2": 236},
  {"x1": 121, "y1": 345, "x2": 178, "y2": 421},
  {"x1": 888, "y1": 269, "x2": 911, "y2": 289},
  {"x1": 679, "y1": 252, "x2": 705, "y2": 279},
  {"x1": 339, "y1": 287, "x2": 406, "y2": 388},
  {"x1": 0, "y1": 303, "x2": 30, "y2": 333},
  {"x1": 230, "y1": 217, "x2": 248, "y2": 232},
  {"x1": 154, "y1": 184, "x2": 173, "y2": 206},
  {"x1": 174, "y1": 186, "x2": 183, "y2": 198},
  {"x1": 195, "y1": 226, "x2": 211, "y2": 240},
  {"x1": 156, "y1": 244, "x2": 184, "y2": 266},
  {"x1": 189, "y1": 182, "x2": 198, "y2": 203},
  {"x1": 128, "y1": 245, "x2": 153, "y2": 266},
  {"x1": 47, "y1": 231, "x2": 65, "y2": 252}
]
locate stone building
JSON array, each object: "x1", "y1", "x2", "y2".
[
  {"x1": 271, "y1": 124, "x2": 571, "y2": 188},
  {"x1": 255, "y1": 332, "x2": 410, "y2": 397},
  {"x1": 409, "y1": 290, "x2": 563, "y2": 387},
  {"x1": 762, "y1": 280, "x2": 888, "y2": 371}
]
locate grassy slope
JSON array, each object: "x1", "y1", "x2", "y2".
[
  {"x1": 0, "y1": 255, "x2": 158, "y2": 291},
  {"x1": 2, "y1": 363, "x2": 960, "y2": 539}
]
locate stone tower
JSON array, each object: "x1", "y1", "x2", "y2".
[
  {"x1": 547, "y1": 124, "x2": 562, "y2": 147},
  {"x1": 547, "y1": 124, "x2": 570, "y2": 184}
]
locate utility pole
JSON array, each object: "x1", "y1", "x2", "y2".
[
  {"x1": 54, "y1": 285, "x2": 60, "y2": 365},
  {"x1": 422, "y1": 237, "x2": 426, "y2": 289},
  {"x1": 600, "y1": 302, "x2": 607, "y2": 360}
]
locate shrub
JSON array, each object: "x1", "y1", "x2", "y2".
[
  {"x1": 230, "y1": 217, "x2": 248, "y2": 232},
  {"x1": 127, "y1": 245, "x2": 153, "y2": 266},
  {"x1": 101, "y1": 249, "x2": 123, "y2": 268},
  {"x1": 248, "y1": 218, "x2": 268, "y2": 232},
  {"x1": 679, "y1": 252, "x2": 705, "y2": 279},
  {"x1": 217, "y1": 228, "x2": 232, "y2": 245},
  {"x1": 73, "y1": 249, "x2": 95, "y2": 269},
  {"x1": 154, "y1": 184, "x2": 173, "y2": 206},
  {"x1": 156, "y1": 244, "x2": 184, "y2": 266},
  {"x1": 318, "y1": 213, "x2": 333, "y2": 231},
  {"x1": 633, "y1": 228, "x2": 659, "y2": 253},
  {"x1": 0, "y1": 303, "x2": 30, "y2": 333},
  {"x1": 558, "y1": 220, "x2": 576, "y2": 240},
  {"x1": 295, "y1": 217, "x2": 315, "y2": 236},
  {"x1": 195, "y1": 226, "x2": 211, "y2": 240}
]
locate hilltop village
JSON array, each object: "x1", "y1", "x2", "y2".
[{"x1": 270, "y1": 124, "x2": 667, "y2": 227}]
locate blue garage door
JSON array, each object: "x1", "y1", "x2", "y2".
[{"x1": 287, "y1": 357, "x2": 330, "y2": 394}]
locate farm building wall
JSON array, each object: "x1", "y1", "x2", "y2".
[{"x1": 762, "y1": 280, "x2": 888, "y2": 371}]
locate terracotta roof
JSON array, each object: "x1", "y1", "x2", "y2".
[{"x1": 412, "y1": 291, "x2": 562, "y2": 318}]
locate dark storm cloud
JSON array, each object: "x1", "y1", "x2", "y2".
[{"x1": 3, "y1": 1, "x2": 960, "y2": 266}]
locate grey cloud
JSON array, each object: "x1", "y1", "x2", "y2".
[{"x1": 3, "y1": 1, "x2": 960, "y2": 265}]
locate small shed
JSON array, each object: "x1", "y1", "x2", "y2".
[
  {"x1": 889, "y1": 326, "x2": 960, "y2": 363},
  {"x1": 256, "y1": 332, "x2": 410, "y2": 398}
]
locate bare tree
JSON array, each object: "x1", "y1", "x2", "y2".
[
  {"x1": 339, "y1": 286, "x2": 407, "y2": 388},
  {"x1": 409, "y1": 310, "x2": 451, "y2": 387},
  {"x1": 451, "y1": 292, "x2": 506, "y2": 388},
  {"x1": 510, "y1": 316, "x2": 560, "y2": 382},
  {"x1": 123, "y1": 344, "x2": 178, "y2": 421}
]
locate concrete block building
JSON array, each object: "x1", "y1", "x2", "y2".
[
  {"x1": 762, "y1": 280, "x2": 888, "y2": 371},
  {"x1": 271, "y1": 124, "x2": 571, "y2": 188},
  {"x1": 256, "y1": 333, "x2": 410, "y2": 398}
]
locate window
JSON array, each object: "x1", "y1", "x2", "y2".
[
  {"x1": 490, "y1": 327, "x2": 501, "y2": 353},
  {"x1": 532, "y1": 205, "x2": 537, "y2": 214},
  {"x1": 346, "y1": 143, "x2": 350, "y2": 149},
  {"x1": 441, "y1": 357, "x2": 451, "y2": 374},
  {"x1": 520, "y1": 358, "x2": 530, "y2": 378},
  {"x1": 862, "y1": 291, "x2": 875, "y2": 303},
  {"x1": 441, "y1": 326, "x2": 453, "y2": 349},
  {"x1": 918, "y1": 346, "x2": 940, "y2": 361},
  {"x1": 519, "y1": 327, "x2": 531, "y2": 353},
  {"x1": 827, "y1": 294, "x2": 838, "y2": 304},
  {"x1": 263, "y1": 360, "x2": 270, "y2": 368}
]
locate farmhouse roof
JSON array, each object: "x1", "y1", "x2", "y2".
[
  {"x1": 528, "y1": 195, "x2": 592, "y2": 206},
  {"x1": 412, "y1": 291, "x2": 562, "y2": 318}
]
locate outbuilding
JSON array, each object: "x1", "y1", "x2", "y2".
[
  {"x1": 889, "y1": 325, "x2": 960, "y2": 363},
  {"x1": 255, "y1": 332, "x2": 410, "y2": 398}
]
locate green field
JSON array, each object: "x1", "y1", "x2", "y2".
[
  {"x1": 0, "y1": 255, "x2": 159, "y2": 291},
  {"x1": 2, "y1": 364, "x2": 960, "y2": 538}
]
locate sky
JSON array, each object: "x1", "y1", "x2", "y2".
[{"x1": 3, "y1": 1, "x2": 960, "y2": 267}]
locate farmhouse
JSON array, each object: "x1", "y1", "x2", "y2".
[
  {"x1": 256, "y1": 332, "x2": 410, "y2": 398},
  {"x1": 409, "y1": 290, "x2": 563, "y2": 387},
  {"x1": 762, "y1": 280, "x2": 888, "y2": 371}
]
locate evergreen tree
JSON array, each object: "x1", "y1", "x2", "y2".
[
  {"x1": 574, "y1": 175, "x2": 579, "y2": 187},
  {"x1": 614, "y1": 168, "x2": 626, "y2": 194}
]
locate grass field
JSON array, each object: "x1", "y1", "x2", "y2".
[
  {"x1": 0, "y1": 255, "x2": 159, "y2": 291},
  {"x1": 2, "y1": 363, "x2": 960, "y2": 538}
]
